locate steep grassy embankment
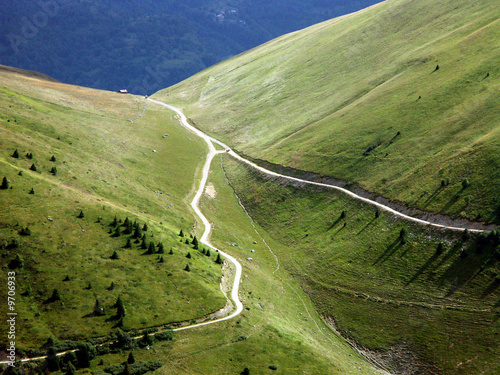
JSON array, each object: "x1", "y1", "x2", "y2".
[
  {"x1": 221, "y1": 155, "x2": 500, "y2": 375},
  {"x1": 155, "y1": 0, "x2": 500, "y2": 224}
]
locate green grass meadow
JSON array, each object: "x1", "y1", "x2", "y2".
[{"x1": 155, "y1": 0, "x2": 500, "y2": 223}]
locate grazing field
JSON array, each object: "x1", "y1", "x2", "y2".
[{"x1": 155, "y1": 0, "x2": 500, "y2": 224}]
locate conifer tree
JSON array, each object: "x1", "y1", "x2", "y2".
[
  {"x1": 127, "y1": 352, "x2": 135, "y2": 365},
  {"x1": 50, "y1": 166, "x2": 58, "y2": 175},
  {"x1": 51, "y1": 289, "x2": 61, "y2": 302},
  {"x1": 192, "y1": 236, "x2": 199, "y2": 250},
  {"x1": 159, "y1": 256, "x2": 164, "y2": 263},
  {"x1": 50, "y1": 155, "x2": 56, "y2": 162},
  {"x1": 133, "y1": 225, "x2": 141, "y2": 239},
  {"x1": 142, "y1": 223, "x2": 148, "y2": 231},
  {"x1": 141, "y1": 236, "x2": 148, "y2": 249},
  {"x1": 94, "y1": 298, "x2": 104, "y2": 316},
  {"x1": 30, "y1": 163, "x2": 37, "y2": 171},
  {"x1": 111, "y1": 250, "x2": 119, "y2": 259},
  {"x1": 113, "y1": 226, "x2": 122, "y2": 237},
  {"x1": 114, "y1": 296, "x2": 126, "y2": 318},
  {"x1": 215, "y1": 253, "x2": 223, "y2": 264},
  {"x1": 169, "y1": 248, "x2": 174, "y2": 255},
  {"x1": 157, "y1": 242, "x2": 164, "y2": 254},
  {"x1": 1, "y1": 177, "x2": 9, "y2": 189},
  {"x1": 125, "y1": 238, "x2": 132, "y2": 248},
  {"x1": 186, "y1": 252, "x2": 192, "y2": 259},
  {"x1": 184, "y1": 264, "x2": 190, "y2": 272},
  {"x1": 147, "y1": 242, "x2": 155, "y2": 254},
  {"x1": 28, "y1": 187, "x2": 34, "y2": 194},
  {"x1": 179, "y1": 229, "x2": 184, "y2": 237},
  {"x1": 12, "y1": 150, "x2": 19, "y2": 158},
  {"x1": 206, "y1": 249, "x2": 211, "y2": 257},
  {"x1": 66, "y1": 362, "x2": 76, "y2": 375}
]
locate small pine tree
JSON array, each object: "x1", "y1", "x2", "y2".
[
  {"x1": 184, "y1": 264, "x2": 190, "y2": 272},
  {"x1": 133, "y1": 225, "x2": 141, "y2": 239},
  {"x1": 340, "y1": 210, "x2": 346, "y2": 219},
  {"x1": 12, "y1": 150, "x2": 20, "y2": 158},
  {"x1": 215, "y1": 253, "x2": 223, "y2": 264},
  {"x1": 1, "y1": 177, "x2": 9, "y2": 189},
  {"x1": 125, "y1": 238, "x2": 132, "y2": 248},
  {"x1": 206, "y1": 249, "x2": 211, "y2": 257},
  {"x1": 147, "y1": 242, "x2": 155, "y2": 254},
  {"x1": 50, "y1": 155, "x2": 56, "y2": 162},
  {"x1": 26, "y1": 152, "x2": 33, "y2": 159},
  {"x1": 159, "y1": 256, "x2": 164, "y2": 263},
  {"x1": 50, "y1": 166, "x2": 57, "y2": 175},
  {"x1": 375, "y1": 208, "x2": 380, "y2": 218},
  {"x1": 185, "y1": 239, "x2": 190, "y2": 245},
  {"x1": 20, "y1": 226, "x2": 31, "y2": 236},
  {"x1": 186, "y1": 252, "x2": 192, "y2": 259},
  {"x1": 111, "y1": 250, "x2": 119, "y2": 259},
  {"x1": 63, "y1": 275, "x2": 70, "y2": 281},
  {"x1": 142, "y1": 223, "x2": 148, "y2": 232},
  {"x1": 113, "y1": 226, "x2": 122, "y2": 237},
  {"x1": 179, "y1": 229, "x2": 184, "y2": 237},
  {"x1": 192, "y1": 236, "x2": 199, "y2": 250},
  {"x1": 462, "y1": 228, "x2": 470, "y2": 242},
  {"x1": 94, "y1": 299, "x2": 104, "y2": 316},
  {"x1": 51, "y1": 289, "x2": 61, "y2": 302},
  {"x1": 108, "y1": 281, "x2": 115, "y2": 291},
  {"x1": 30, "y1": 163, "x2": 37, "y2": 171},
  {"x1": 29, "y1": 188, "x2": 34, "y2": 194},
  {"x1": 111, "y1": 216, "x2": 118, "y2": 227},
  {"x1": 115, "y1": 296, "x2": 126, "y2": 318},
  {"x1": 127, "y1": 352, "x2": 135, "y2": 365},
  {"x1": 169, "y1": 248, "x2": 174, "y2": 255},
  {"x1": 157, "y1": 242, "x2": 164, "y2": 254},
  {"x1": 66, "y1": 361, "x2": 76, "y2": 375},
  {"x1": 141, "y1": 236, "x2": 148, "y2": 249},
  {"x1": 77, "y1": 210, "x2": 85, "y2": 218},
  {"x1": 436, "y1": 242, "x2": 444, "y2": 255}
]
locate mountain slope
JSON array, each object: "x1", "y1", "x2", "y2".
[{"x1": 155, "y1": 0, "x2": 500, "y2": 224}]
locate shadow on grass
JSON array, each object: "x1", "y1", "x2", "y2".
[
  {"x1": 373, "y1": 238, "x2": 403, "y2": 265},
  {"x1": 357, "y1": 217, "x2": 378, "y2": 235},
  {"x1": 422, "y1": 185, "x2": 445, "y2": 208},
  {"x1": 481, "y1": 279, "x2": 500, "y2": 299},
  {"x1": 439, "y1": 239, "x2": 498, "y2": 297},
  {"x1": 406, "y1": 252, "x2": 441, "y2": 285},
  {"x1": 328, "y1": 216, "x2": 344, "y2": 230},
  {"x1": 441, "y1": 187, "x2": 466, "y2": 213}
]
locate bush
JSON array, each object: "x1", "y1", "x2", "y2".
[
  {"x1": 9, "y1": 254, "x2": 24, "y2": 269},
  {"x1": 154, "y1": 331, "x2": 174, "y2": 341},
  {"x1": 462, "y1": 179, "x2": 470, "y2": 189}
]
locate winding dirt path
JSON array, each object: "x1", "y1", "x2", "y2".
[{"x1": 149, "y1": 100, "x2": 490, "y2": 234}]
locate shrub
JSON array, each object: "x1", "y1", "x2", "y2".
[{"x1": 462, "y1": 179, "x2": 470, "y2": 189}]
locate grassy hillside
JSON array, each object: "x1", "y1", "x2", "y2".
[
  {"x1": 155, "y1": 0, "x2": 500, "y2": 224},
  {"x1": 0, "y1": 67, "x2": 386, "y2": 374},
  {"x1": 0, "y1": 66, "x2": 227, "y2": 348},
  {"x1": 221, "y1": 155, "x2": 500, "y2": 374}
]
